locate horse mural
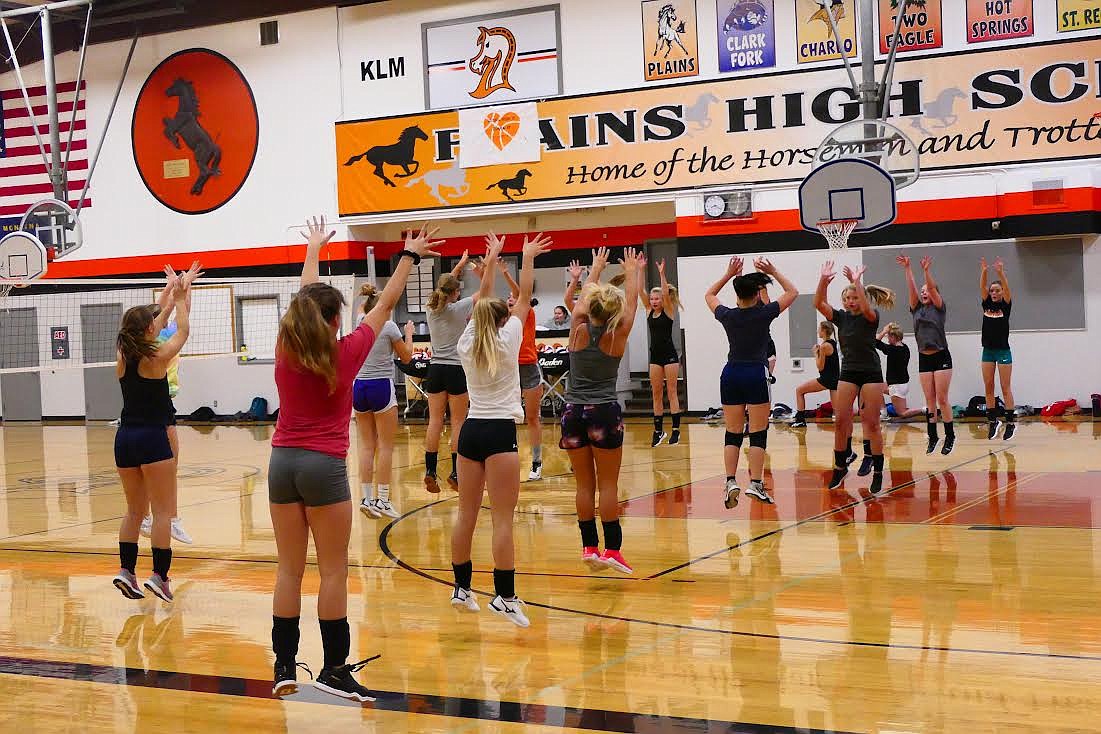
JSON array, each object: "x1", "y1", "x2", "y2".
[
  {"x1": 487, "y1": 169, "x2": 532, "y2": 202},
  {"x1": 163, "y1": 78, "x2": 222, "y2": 196},
  {"x1": 654, "y1": 4, "x2": 690, "y2": 58},
  {"x1": 911, "y1": 87, "x2": 966, "y2": 137},
  {"x1": 469, "y1": 26, "x2": 517, "y2": 100},
  {"x1": 685, "y1": 93, "x2": 720, "y2": 132},
  {"x1": 344, "y1": 125, "x2": 429, "y2": 187},
  {"x1": 406, "y1": 161, "x2": 471, "y2": 206}
]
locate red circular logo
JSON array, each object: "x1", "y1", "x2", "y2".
[{"x1": 132, "y1": 49, "x2": 258, "y2": 215}]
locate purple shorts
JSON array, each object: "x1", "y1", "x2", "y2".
[
  {"x1": 559, "y1": 402, "x2": 625, "y2": 451},
  {"x1": 353, "y1": 378, "x2": 396, "y2": 413}
]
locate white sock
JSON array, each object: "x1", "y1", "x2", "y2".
[
  {"x1": 361, "y1": 483, "x2": 374, "y2": 501},
  {"x1": 377, "y1": 484, "x2": 390, "y2": 502}
]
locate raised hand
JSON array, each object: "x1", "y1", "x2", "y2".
[
  {"x1": 993, "y1": 257, "x2": 1005, "y2": 273},
  {"x1": 842, "y1": 264, "x2": 866, "y2": 283},
  {"x1": 484, "y1": 231, "x2": 506, "y2": 259},
  {"x1": 300, "y1": 215, "x2": 335, "y2": 249},
  {"x1": 896, "y1": 254, "x2": 911, "y2": 268},
  {"x1": 406, "y1": 223, "x2": 444, "y2": 258},
  {"x1": 523, "y1": 232, "x2": 553, "y2": 259},
  {"x1": 754, "y1": 257, "x2": 776, "y2": 275},
  {"x1": 182, "y1": 260, "x2": 203, "y2": 286},
  {"x1": 621, "y1": 247, "x2": 641, "y2": 273},
  {"x1": 456, "y1": 249, "x2": 470, "y2": 269},
  {"x1": 820, "y1": 260, "x2": 836, "y2": 282},
  {"x1": 657, "y1": 258, "x2": 666, "y2": 275},
  {"x1": 980, "y1": 257, "x2": 988, "y2": 271},
  {"x1": 567, "y1": 259, "x2": 583, "y2": 280},
  {"x1": 726, "y1": 256, "x2": 744, "y2": 277},
  {"x1": 920, "y1": 255, "x2": 933, "y2": 271},
  {"x1": 404, "y1": 321, "x2": 415, "y2": 339},
  {"x1": 163, "y1": 265, "x2": 180, "y2": 292},
  {"x1": 591, "y1": 246, "x2": 610, "y2": 270}
]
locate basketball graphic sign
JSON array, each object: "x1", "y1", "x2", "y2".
[{"x1": 132, "y1": 49, "x2": 259, "y2": 215}]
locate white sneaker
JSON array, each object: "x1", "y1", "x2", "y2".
[
  {"x1": 139, "y1": 515, "x2": 152, "y2": 538},
  {"x1": 374, "y1": 498, "x2": 399, "y2": 519},
  {"x1": 359, "y1": 498, "x2": 381, "y2": 519},
  {"x1": 528, "y1": 462, "x2": 543, "y2": 481},
  {"x1": 745, "y1": 480, "x2": 774, "y2": 505},
  {"x1": 170, "y1": 518, "x2": 193, "y2": 544},
  {"x1": 723, "y1": 478, "x2": 741, "y2": 509},
  {"x1": 489, "y1": 595, "x2": 530, "y2": 628},
  {"x1": 450, "y1": 586, "x2": 480, "y2": 613}
]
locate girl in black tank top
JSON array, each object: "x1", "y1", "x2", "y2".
[
  {"x1": 111, "y1": 264, "x2": 199, "y2": 605},
  {"x1": 792, "y1": 322, "x2": 839, "y2": 427},
  {"x1": 643, "y1": 259, "x2": 684, "y2": 447}
]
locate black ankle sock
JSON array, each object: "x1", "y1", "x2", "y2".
[
  {"x1": 872, "y1": 454, "x2": 885, "y2": 473},
  {"x1": 653, "y1": 415, "x2": 663, "y2": 432},
  {"x1": 319, "y1": 617, "x2": 350, "y2": 670},
  {"x1": 272, "y1": 615, "x2": 300, "y2": 664},
  {"x1": 151, "y1": 547, "x2": 172, "y2": 580},
  {"x1": 926, "y1": 414, "x2": 938, "y2": 440},
  {"x1": 493, "y1": 568, "x2": 516, "y2": 599},
  {"x1": 863, "y1": 439, "x2": 871, "y2": 456},
  {"x1": 602, "y1": 520, "x2": 623, "y2": 551},
  {"x1": 944, "y1": 421, "x2": 955, "y2": 440},
  {"x1": 845, "y1": 438, "x2": 853, "y2": 455},
  {"x1": 425, "y1": 452, "x2": 438, "y2": 477},
  {"x1": 672, "y1": 413, "x2": 682, "y2": 430},
  {"x1": 834, "y1": 450, "x2": 848, "y2": 469},
  {"x1": 451, "y1": 453, "x2": 457, "y2": 473},
  {"x1": 578, "y1": 519, "x2": 599, "y2": 548},
  {"x1": 119, "y1": 542, "x2": 138, "y2": 575},
  {"x1": 1006, "y1": 410, "x2": 1016, "y2": 423},
  {"x1": 452, "y1": 560, "x2": 473, "y2": 590}
]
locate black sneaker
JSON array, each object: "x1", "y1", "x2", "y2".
[
  {"x1": 844, "y1": 451, "x2": 859, "y2": 467},
  {"x1": 987, "y1": 420, "x2": 1001, "y2": 440},
  {"x1": 869, "y1": 472, "x2": 884, "y2": 495},
  {"x1": 790, "y1": 417, "x2": 807, "y2": 428},
  {"x1": 273, "y1": 660, "x2": 312, "y2": 697},
  {"x1": 314, "y1": 655, "x2": 380, "y2": 702},
  {"x1": 828, "y1": 467, "x2": 848, "y2": 490},
  {"x1": 926, "y1": 437, "x2": 940, "y2": 455},
  {"x1": 669, "y1": 429, "x2": 681, "y2": 446},
  {"x1": 1002, "y1": 422, "x2": 1016, "y2": 442},
  {"x1": 941, "y1": 435, "x2": 956, "y2": 456},
  {"x1": 651, "y1": 431, "x2": 667, "y2": 448},
  {"x1": 857, "y1": 455, "x2": 874, "y2": 477},
  {"x1": 447, "y1": 470, "x2": 459, "y2": 491}
]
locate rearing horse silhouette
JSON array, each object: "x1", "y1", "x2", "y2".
[
  {"x1": 163, "y1": 78, "x2": 222, "y2": 196},
  {"x1": 344, "y1": 125, "x2": 428, "y2": 187}
]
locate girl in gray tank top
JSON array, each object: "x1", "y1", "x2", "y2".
[{"x1": 559, "y1": 247, "x2": 643, "y2": 576}]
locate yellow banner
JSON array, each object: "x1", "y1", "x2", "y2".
[
  {"x1": 336, "y1": 37, "x2": 1101, "y2": 217},
  {"x1": 1057, "y1": 0, "x2": 1101, "y2": 31}
]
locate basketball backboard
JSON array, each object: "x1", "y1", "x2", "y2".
[
  {"x1": 798, "y1": 158, "x2": 897, "y2": 233},
  {"x1": 0, "y1": 231, "x2": 49, "y2": 281}
]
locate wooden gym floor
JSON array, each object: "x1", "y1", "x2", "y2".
[{"x1": 0, "y1": 417, "x2": 1098, "y2": 733}]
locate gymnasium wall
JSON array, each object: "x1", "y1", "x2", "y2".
[{"x1": 678, "y1": 235, "x2": 1101, "y2": 412}]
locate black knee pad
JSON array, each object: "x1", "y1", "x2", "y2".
[
  {"x1": 748, "y1": 429, "x2": 768, "y2": 449},
  {"x1": 724, "y1": 431, "x2": 745, "y2": 447}
]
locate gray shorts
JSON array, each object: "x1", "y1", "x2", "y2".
[
  {"x1": 268, "y1": 447, "x2": 351, "y2": 507},
  {"x1": 519, "y1": 363, "x2": 542, "y2": 391}
]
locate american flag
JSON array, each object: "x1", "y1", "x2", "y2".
[{"x1": 0, "y1": 80, "x2": 91, "y2": 219}]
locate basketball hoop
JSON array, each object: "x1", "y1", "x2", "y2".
[{"x1": 817, "y1": 219, "x2": 858, "y2": 250}]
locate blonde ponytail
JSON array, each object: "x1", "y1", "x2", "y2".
[
  {"x1": 582, "y1": 282, "x2": 625, "y2": 334},
  {"x1": 427, "y1": 274, "x2": 461, "y2": 313},
  {"x1": 469, "y1": 298, "x2": 510, "y2": 376},
  {"x1": 277, "y1": 283, "x2": 345, "y2": 392},
  {"x1": 359, "y1": 283, "x2": 380, "y2": 314},
  {"x1": 864, "y1": 284, "x2": 896, "y2": 309}
]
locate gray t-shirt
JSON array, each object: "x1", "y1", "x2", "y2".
[
  {"x1": 356, "y1": 320, "x2": 402, "y2": 380},
  {"x1": 427, "y1": 296, "x2": 474, "y2": 365},
  {"x1": 829, "y1": 308, "x2": 882, "y2": 374},
  {"x1": 910, "y1": 302, "x2": 948, "y2": 352}
]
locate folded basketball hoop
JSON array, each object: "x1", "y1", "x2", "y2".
[{"x1": 817, "y1": 219, "x2": 858, "y2": 250}]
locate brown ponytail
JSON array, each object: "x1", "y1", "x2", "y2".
[
  {"x1": 277, "y1": 282, "x2": 345, "y2": 392},
  {"x1": 117, "y1": 305, "x2": 159, "y2": 363},
  {"x1": 359, "y1": 283, "x2": 380, "y2": 315},
  {"x1": 427, "y1": 274, "x2": 460, "y2": 313}
]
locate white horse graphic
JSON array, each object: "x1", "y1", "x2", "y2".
[
  {"x1": 468, "y1": 26, "x2": 517, "y2": 100},
  {"x1": 406, "y1": 161, "x2": 471, "y2": 206},
  {"x1": 654, "y1": 4, "x2": 690, "y2": 58}
]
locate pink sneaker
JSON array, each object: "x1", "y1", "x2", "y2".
[
  {"x1": 582, "y1": 546, "x2": 605, "y2": 571},
  {"x1": 600, "y1": 550, "x2": 633, "y2": 575}
]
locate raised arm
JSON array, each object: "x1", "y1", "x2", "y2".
[
  {"x1": 657, "y1": 259, "x2": 675, "y2": 317},
  {"x1": 994, "y1": 257, "x2": 1011, "y2": 302},
  {"x1": 920, "y1": 256, "x2": 944, "y2": 309},
  {"x1": 980, "y1": 257, "x2": 990, "y2": 300},
  {"x1": 705, "y1": 257, "x2": 742, "y2": 313},
  {"x1": 754, "y1": 258, "x2": 798, "y2": 312},
  {"x1": 155, "y1": 279, "x2": 192, "y2": 362},
  {"x1": 610, "y1": 248, "x2": 645, "y2": 346},
  {"x1": 512, "y1": 234, "x2": 553, "y2": 324},
  {"x1": 814, "y1": 260, "x2": 837, "y2": 321},
  {"x1": 478, "y1": 232, "x2": 505, "y2": 301},
  {"x1": 393, "y1": 320, "x2": 416, "y2": 363},
  {"x1": 897, "y1": 255, "x2": 919, "y2": 311},
  {"x1": 564, "y1": 259, "x2": 582, "y2": 314},
  {"x1": 500, "y1": 260, "x2": 521, "y2": 301},
  {"x1": 299, "y1": 216, "x2": 335, "y2": 288},
  {"x1": 842, "y1": 265, "x2": 877, "y2": 323},
  {"x1": 363, "y1": 224, "x2": 444, "y2": 335},
  {"x1": 585, "y1": 247, "x2": 610, "y2": 285},
  {"x1": 450, "y1": 250, "x2": 470, "y2": 279}
]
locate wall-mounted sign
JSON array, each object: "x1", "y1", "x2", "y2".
[
  {"x1": 879, "y1": 0, "x2": 943, "y2": 53},
  {"x1": 336, "y1": 36, "x2": 1101, "y2": 218},
  {"x1": 51, "y1": 326, "x2": 70, "y2": 360},
  {"x1": 967, "y1": 0, "x2": 1033, "y2": 44},
  {"x1": 361, "y1": 57, "x2": 406, "y2": 81},
  {"x1": 422, "y1": 6, "x2": 562, "y2": 110},
  {"x1": 642, "y1": 0, "x2": 700, "y2": 81},
  {"x1": 717, "y1": 0, "x2": 775, "y2": 73},
  {"x1": 1057, "y1": 0, "x2": 1101, "y2": 32},
  {"x1": 132, "y1": 49, "x2": 259, "y2": 215},
  {"x1": 796, "y1": 0, "x2": 858, "y2": 64}
]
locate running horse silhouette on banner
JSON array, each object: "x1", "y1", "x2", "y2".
[{"x1": 163, "y1": 78, "x2": 222, "y2": 196}]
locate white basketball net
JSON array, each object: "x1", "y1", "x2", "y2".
[{"x1": 817, "y1": 219, "x2": 858, "y2": 250}]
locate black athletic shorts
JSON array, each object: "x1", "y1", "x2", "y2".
[
  {"x1": 114, "y1": 424, "x2": 174, "y2": 468},
  {"x1": 649, "y1": 347, "x2": 680, "y2": 367},
  {"x1": 720, "y1": 362, "x2": 770, "y2": 406},
  {"x1": 458, "y1": 419, "x2": 517, "y2": 463},
  {"x1": 818, "y1": 375, "x2": 839, "y2": 391},
  {"x1": 423, "y1": 363, "x2": 468, "y2": 395},
  {"x1": 839, "y1": 369, "x2": 885, "y2": 388},
  {"x1": 918, "y1": 349, "x2": 953, "y2": 374}
]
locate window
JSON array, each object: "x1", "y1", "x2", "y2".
[{"x1": 237, "y1": 296, "x2": 279, "y2": 362}]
